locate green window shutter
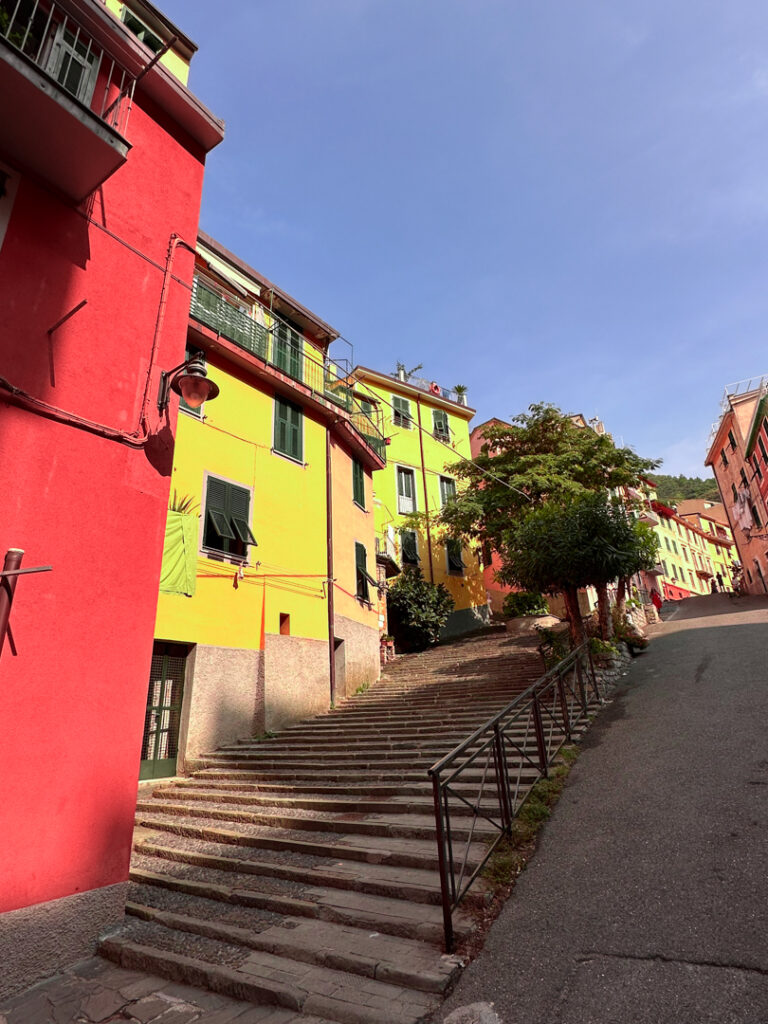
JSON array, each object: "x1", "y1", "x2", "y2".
[
  {"x1": 353, "y1": 460, "x2": 365, "y2": 508},
  {"x1": 203, "y1": 477, "x2": 255, "y2": 557},
  {"x1": 274, "y1": 398, "x2": 303, "y2": 461},
  {"x1": 433, "y1": 410, "x2": 449, "y2": 439},
  {"x1": 440, "y1": 476, "x2": 457, "y2": 506},
  {"x1": 393, "y1": 395, "x2": 412, "y2": 428},
  {"x1": 355, "y1": 542, "x2": 370, "y2": 601},
  {"x1": 400, "y1": 529, "x2": 419, "y2": 565},
  {"x1": 274, "y1": 322, "x2": 304, "y2": 382},
  {"x1": 447, "y1": 538, "x2": 465, "y2": 573},
  {"x1": 397, "y1": 467, "x2": 415, "y2": 513}
]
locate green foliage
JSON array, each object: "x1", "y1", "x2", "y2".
[
  {"x1": 653, "y1": 473, "x2": 719, "y2": 504},
  {"x1": 439, "y1": 403, "x2": 660, "y2": 552},
  {"x1": 536, "y1": 625, "x2": 570, "y2": 667},
  {"x1": 502, "y1": 590, "x2": 549, "y2": 618},
  {"x1": 354, "y1": 681, "x2": 371, "y2": 695},
  {"x1": 499, "y1": 492, "x2": 659, "y2": 595},
  {"x1": 589, "y1": 637, "x2": 619, "y2": 657},
  {"x1": 386, "y1": 567, "x2": 455, "y2": 651},
  {"x1": 168, "y1": 490, "x2": 199, "y2": 514}
]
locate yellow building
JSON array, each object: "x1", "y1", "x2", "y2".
[
  {"x1": 351, "y1": 367, "x2": 488, "y2": 639},
  {"x1": 143, "y1": 234, "x2": 385, "y2": 778}
]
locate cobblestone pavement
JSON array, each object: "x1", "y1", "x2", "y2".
[{"x1": 0, "y1": 956, "x2": 325, "y2": 1024}]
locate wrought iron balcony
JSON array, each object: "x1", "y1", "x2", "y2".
[
  {"x1": 190, "y1": 275, "x2": 386, "y2": 461},
  {"x1": 0, "y1": 0, "x2": 132, "y2": 200}
]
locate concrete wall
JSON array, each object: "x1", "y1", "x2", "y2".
[
  {"x1": 333, "y1": 612, "x2": 380, "y2": 699},
  {"x1": 178, "y1": 645, "x2": 263, "y2": 766},
  {"x1": 0, "y1": 882, "x2": 127, "y2": 1001},
  {"x1": 441, "y1": 603, "x2": 491, "y2": 640},
  {"x1": 264, "y1": 634, "x2": 329, "y2": 732}
]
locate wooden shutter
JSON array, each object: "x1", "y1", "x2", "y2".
[
  {"x1": 229, "y1": 484, "x2": 257, "y2": 546},
  {"x1": 440, "y1": 477, "x2": 456, "y2": 506},
  {"x1": 353, "y1": 460, "x2": 365, "y2": 507},
  {"x1": 447, "y1": 539, "x2": 465, "y2": 573},
  {"x1": 433, "y1": 410, "x2": 449, "y2": 438},
  {"x1": 355, "y1": 542, "x2": 369, "y2": 601},
  {"x1": 275, "y1": 398, "x2": 303, "y2": 461},
  {"x1": 400, "y1": 530, "x2": 419, "y2": 564},
  {"x1": 393, "y1": 396, "x2": 411, "y2": 428}
]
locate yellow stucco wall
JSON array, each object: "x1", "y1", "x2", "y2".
[
  {"x1": 330, "y1": 438, "x2": 378, "y2": 629},
  {"x1": 155, "y1": 359, "x2": 329, "y2": 650},
  {"x1": 354, "y1": 372, "x2": 487, "y2": 618}
]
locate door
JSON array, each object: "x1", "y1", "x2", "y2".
[{"x1": 139, "y1": 642, "x2": 187, "y2": 780}]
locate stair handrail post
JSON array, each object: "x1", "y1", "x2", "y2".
[
  {"x1": 556, "y1": 669, "x2": 571, "y2": 741},
  {"x1": 575, "y1": 648, "x2": 589, "y2": 714},
  {"x1": 493, "y1": 719, "x2": 513, "y2": 834},
  {"x1": 430, "y1": 767, "x2": 455, "y2": 953},
  {"x1": 532, "y1": 689, "x2": 549, "y2": 777},
  {"x1": 0, "y1": 548, "x2": 23, "y2": 661}
]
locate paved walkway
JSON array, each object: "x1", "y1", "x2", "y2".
[{"x1": 438, "y1": 593, "x2": 768, "y2": 1024}]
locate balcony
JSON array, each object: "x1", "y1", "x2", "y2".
[
  {"x1": 0, "y1": 0, "x2": 131, "y2": 201},
  {"x1": 637, "y1": 508, "x2": 659, "y2": 527},
  {"x1": 400, "y1": 374, "x2": 468, "y2": 407},
  {"x1": 190, "y1": 275, "x2": 386, "y2": 461}
]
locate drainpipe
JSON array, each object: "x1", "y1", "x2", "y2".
[
  {"x1": 416, "y1": 396, "x2": 434, "y2": 583},
  {"x1": 326, "y1": 430, "x2": 336, "y2": 706}
]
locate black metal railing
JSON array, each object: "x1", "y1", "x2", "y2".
[
  {"x1": 190, "y1": 276, "x2": 386, "y2": 461},
  {"x1": 428, "y1": 641, "x2": 602, "y2": 951}
]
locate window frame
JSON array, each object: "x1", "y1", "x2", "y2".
[
  {"x1": 392, "y1": 395, "x2": 413, "y2": 429},
  {"x1": 201, "y1": 472, "x2": 257, "y2": 563},
  {"x1": 433, "y1": 409, "x2": 450, "y2": 441},
  {"x1": 273, "y1": 395, "x2": 304, "y2": 463},
  {"x1": 355, "y1": 541, "x2": 377, "y2": 602},
  {"x1": 396, "y1": 464, "x2": 417, "y2": 514},
  {"x1": 400, "y1": 529, "x2": 420, "y2": 566},
  {"x1": 446, "y1": 538, "x2": 465, "y2": 575},
  {"x1": 439, "y1": 475, "x2": 457, "y2": 507}
]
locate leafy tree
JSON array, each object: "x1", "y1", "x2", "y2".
[
  {"x1": 652, "y1": 473, "x2": 719, "y2": 504},
  {"x1": 499, "y1": 493, "x2": 658, "y2": 645},
  {"x1": 386, "y1": 567, "x2": 455, "y2": 651}
]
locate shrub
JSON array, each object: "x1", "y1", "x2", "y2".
[
  {"x1": 589, "y1": 637, "x2": 619, "y2": 658},
  {"x1": 502, "y1": 590, "x2": 549, "y2": 618},
  {"x1": 386, "y1": 567, "x2": 455, "y2": 650}
]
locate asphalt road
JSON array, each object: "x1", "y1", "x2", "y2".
[{"x1": 438, "y1": 593, "x2": 768, "y2": 1024}]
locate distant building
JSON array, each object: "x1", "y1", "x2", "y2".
[
  {"x1": 0, "y1": 0, "x2": 223, "y2": 996},
  {"x1": 705, "y1": 377, "x2": 768, "y2": 594},
  {"x1": 352, "y1": 368, "x2": 489, "y2": 638}
]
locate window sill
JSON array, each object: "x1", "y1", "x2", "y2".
[
  {"x1": 201, "y1": 548, "x2": 249, "y2": 567},
  {"x1": 353, "y1": 500, "x2": 366, "y2": 512},
  {"x1": 272, "y1": 448, "x2": 306, "y2": 467}
]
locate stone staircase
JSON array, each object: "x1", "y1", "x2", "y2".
[{"x1": 101, "y1": 627, "x2": 547, "y2": 1024}]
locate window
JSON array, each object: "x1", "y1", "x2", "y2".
[
  {"x1": 46, "y1": 23, "x2": 98, "y2": 105},
  {"x1": 433, "y1": 409, "x2": 450, "y2": 440},
  {"x1": 352, "y1": 459, "x2": 365, "y2": 508},
  {"x1": 759, "y1": 433, "x2": 768, "y2": 464},
  {"x1": 732, "y1": 483, "x2": 738, "y2": 503},
  {"x1": 671, "y1": 565, "x2": 678, "y2": 580},
  {"x1": 439, "y1": 476, "x2": 457, "y2": 507},
  {"x1": 740, "y1": 468, "x2": 749, "y2": 490},
  {"x1": 447, "y1": 538, "x2": 465, "y2": 574},
  {"x1": 203, "y1": 476, "x2": 257, "y2": 559},
  {"x1": 396, "y1": 466, "x2": 416, "y2": 514},
  {"x1": 751, "y1": 504, "x2": 762, "y2": 529},
  {"x1": 121, "y1": 8, "x2": 164, "y2": 52},
  {"x1": 683, "y1": 548, "x2": 689, "y2": 561},
  {"x1": 721, "y1": 448, "x2": 728, "y2": 468},
  {"x1": 392, "y1": 395, "x2": 412, "y2": 428},
  {"x1": 355, "y1": 542, "x2": 376, "y2": 601},
  {"x1": 672, "y1": 540, "x2": 678, "y2": 555},
  {"x1": 273, "y1": 322, "x2": 303, "y2": 381},
  {"x1": 662, "y1": 560, "x2": 669, "y2": 576},
  {"x1": 664, "y1": 536, "x2": 671, "y2": 551},
  {"x1": 728, "y1": 430, "x2": 737, "y2": 451},
  {"x1": 400, "y1": 529, "x2": 420, "y2": 565},
  {"x1": 279, "y1": 613, "x2": 290, "y2": 636},
  {"x1": 274, "y1": 397, "x2": 303, "y2": 462},
  {"x1": 754, "y1": 456, "x2": 762, "y2": 481}
]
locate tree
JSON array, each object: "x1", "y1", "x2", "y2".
[
  {"x1": 499, "y1": 493, "x2": 659, "y2": 645},
  {"x1": 386, "y1": 567, "x2": 455, "y2": 651},
  {"x1": 438, "y1": 404, "x2": 660, "y2": 639}
]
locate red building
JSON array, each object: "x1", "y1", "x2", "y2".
[
  {"x1": 706, "y1": 378, "x2": 768, "y2": 594},
  {"x1": 0, "y1": 0, "x2": 223, "y2": 996}
]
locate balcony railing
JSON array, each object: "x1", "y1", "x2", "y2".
[
  {"x1": 190, "y1": 276, "x2": 386, "y2": 461},
  {"x1": 0, "y1": 0, "x2": 134, "y2": 133},
  {"x1": 401, "y1": 374, "x2": 468, "y2": 407}
]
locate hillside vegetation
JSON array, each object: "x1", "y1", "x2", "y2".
[{"x1": 652, "y1": 473, "x2": 720, "y2": 504}]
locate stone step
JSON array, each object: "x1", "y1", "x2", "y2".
[
  {"x1": 128, "y1": 868, "x2": 457, "y2": 945},
  {"x1": 124, "y1": 890, "x2": 459, "y2": 993},
  {"x1": 134, "y1": 840, "x2": 447, "y2": 906},
  {"x1": 185, "y1": 774, "x2": 539, "y2": 799},
  {"x1": 151, "y1": 783, "x2": 505, "y2": 817},
  {"x1": 190, "y1": 764, "x2": 535, "y2": 784},
  {"x1": 137, "y1": 797, "x2": 496, "y2": 842},
  {"x1": 101, "y1": 928, "x2": 438, "y2": 1024},
  {"x1": 134, "y1": 813, "x2": 483, "y2": 872}
]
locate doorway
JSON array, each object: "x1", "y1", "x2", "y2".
[{"x1": 139, "y1": 641, "x2": 187, "y2": 780}]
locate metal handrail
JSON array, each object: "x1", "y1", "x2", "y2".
[
  {"x1": 190, "y1": 276, "x2": 386, "y2": 460},
  {"x1": 428, "y1": 640, "x2": 601, "y2": 951}
]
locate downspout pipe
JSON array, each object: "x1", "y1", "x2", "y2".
[
  {"x1": 416, "y1": 396, "x2": 434, "y2": 583},
  {"x1": 326, "y1": 430, "x2": 337, "y2": 706}
]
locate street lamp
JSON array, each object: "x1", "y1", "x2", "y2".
[{"x1": 158, "y1": 356, "x2": 220, "y2": 413}]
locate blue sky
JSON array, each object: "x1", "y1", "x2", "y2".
[{"x1": 160, "y1": 0, "x2": 768, "y2": 476}]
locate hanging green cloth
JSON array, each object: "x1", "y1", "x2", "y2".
[{"x1": 159, "y1": 512, "x2": 198, "y2": 597}]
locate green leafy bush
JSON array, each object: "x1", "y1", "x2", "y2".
[
  {"x1": 386, "y1": 567, "x2": 455, "y2": 650},
  {"x1": 589, "y1": 637, "x2": 619, "y2": 658},
  {"x1": 502, "y1": 591, "x2": 549, "y2": 618}
]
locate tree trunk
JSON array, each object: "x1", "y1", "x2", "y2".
[
  {"x1": 562, "y1": 586, "x2": 586, "y2": 648},
  {"x1": 616, "y1": 576, "x2": 628, "y2": 623},
  {"x1": 596, "y1": 582, "x2": 613, "y2": 641}
]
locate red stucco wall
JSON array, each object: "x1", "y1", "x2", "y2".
[{"x1": 0, "y1": 92, "x2": 207, "y2": 913}]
